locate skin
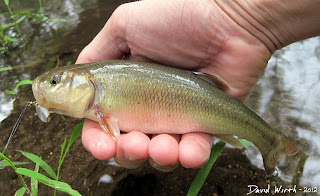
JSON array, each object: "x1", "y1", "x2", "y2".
[{"x1": 76, "y1": 0, "x2": 320, "y2": 171}]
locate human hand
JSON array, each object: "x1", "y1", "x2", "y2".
[{"x1": 76, "y1": 0, "x2": 276, "y2": 171}]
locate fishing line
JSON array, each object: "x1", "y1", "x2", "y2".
[{"x1": 0, "y1": 101, "x2": 34, "y2": 167}]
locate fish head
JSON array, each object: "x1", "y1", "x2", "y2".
[{"x1": 32, "y1": 66, "x2": 95, "y2": 118}]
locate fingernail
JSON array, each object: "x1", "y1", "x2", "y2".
[
  {"x1": 115, "y1": 153, "x2": 147, "y2": 169},
  {"x1": 148, "y1": 158, "x2": 179, "y2": 172},
  {"x1": 124, "y1": 152, "x2": 139, "y2": 161}
]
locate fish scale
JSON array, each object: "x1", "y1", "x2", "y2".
[{"x1": 32, "y1": 60, "x2": 298, "y2": 174}]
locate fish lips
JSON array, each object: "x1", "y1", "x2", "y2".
[{"x1": 32, "y1": 76, "x2": 47, "y2": 106}]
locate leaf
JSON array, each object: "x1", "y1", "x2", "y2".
[
  {"x1": 18, "y1": 150, "x2": 57, "y2": 179},
  {"x1": 13, "y1": 80, "x2": 33, "y2": 91},
  {"x1": 67, "y1": 123, "x2": 83, "y2": 150},
  {"x1": 0, "y1": 23, "x2": 15, "y2": 30},
  {"x1": 0, "y1": 152, "x2": 28, "y2": 188},
  {"x1": 0, "y1": 152, "x2": 17, "y2": 170},
  {"x1": 4, "y1": 35, "x2": 18, "y2": 42},
  {"x1": 16, "y1": 168, "x2": 82, "y2": 196},
  {"x1": 187, "y1": 141, "x2": 226, "y2": 196},
  {"x1": 57, "y1": 123, "x2": 82, "y2": 180},
  {"x1": 16, "y1": 16, "x2": 27, "y2": 24},
  {"x1": 0, "y1": 67, "x2": 12, "y2": 72},
  {"x1": 4, "y1": 0, "x2": 9, "y2": 6},
  {"x1": 14, "y1": 187, "x2": 27, "y2": 196},
  {"x1": 11, "y1": 11, "x2": 46, "y2": 21},
  {"x1": 0, "y1": 161, "x2": 30, "y2": 167},
  {"x1": 31, "y1": 163, "x2": 40, "y2": 196},
  {"x1": 239, "y1": 139, "x2": 254, "y2": 147},
  {"x1": 60, "y1": 122, "x2": 83, "y2": 165},
  {"x1": 6, "y1": 80, "x2": 33, "y2": 94},
  {"x1": 5, "y1": 90, "x2": 16, "y2": 95},
  {"x1": 66, "y1": 61, "x2": 72, "y2": 66},
  {"x1": 0, "y1": 16, "x2": 26, "y2": 31}
]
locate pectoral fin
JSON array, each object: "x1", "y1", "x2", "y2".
[
  {"x1": 95, "y1": 111, "x2": 120, "y2": 141},
  {"x1": 215, "y1": 135, "x2": 244, "y2": 149}
]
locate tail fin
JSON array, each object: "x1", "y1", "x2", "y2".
[{"x1": 263, "y1": 136, "x2": 298, "y2": 175}]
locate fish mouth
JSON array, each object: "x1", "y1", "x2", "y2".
[{"x1": 32, "y1": 77, "x2": 46, "y2": 106}]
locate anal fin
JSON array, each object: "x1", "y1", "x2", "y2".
[{"x1": 215, "y1": 135, "x2": 244, "y2": 149}]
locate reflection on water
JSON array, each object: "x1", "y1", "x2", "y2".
[
  {"x1": 246, "y1": 37, "x2": 320, "y2": 189},
  {"x1": 0, "y1": 0, "x2": 98, "y2": 122},
  {"x1": 0, "y1": 93, "x2": 14, "y2": 123}
]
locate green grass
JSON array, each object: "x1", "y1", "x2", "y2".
[
  {"x1": 0, "y1": 122, "x2": 83, "y2": 195},
  {"x1": 0, "y1": 0, "x2": 69, "y2": 54},
  {"x1": 187, "y1": 141, "x2": 226, "y2": 196},
  {"x1": 5, "y1": 80, "x2": 33, "y2": 95},
  {"x1": 187, "y1": 139, "x2": 254, "y2": 195}
]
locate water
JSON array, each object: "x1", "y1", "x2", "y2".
[
  {"x1": 246, "y1": 37, "x2": 320, "y2": 189},
  {"x1": 0, "y1": 0, "x2": 97, "y2": 122}
]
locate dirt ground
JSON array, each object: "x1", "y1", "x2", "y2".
[{"x1": 0, "y1": 0, "x2": 302, "y2": 195}]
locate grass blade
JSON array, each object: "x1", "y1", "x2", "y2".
[
  {"x1": 31, "y1": 163, "x2": 40, "y2": 196},
  {"x1": 6, "y1": 80, "x2": 33, "y2": 94},
  {"x1": 11, "y1": 11, "x2": 46, "y2": 21},
  {"x1": 0, "y1": 152, "x2": 18, "y2": 170},
  {"x1": 13, "y1": 80, "x2": 33, "y2": 92},
  {"x1": 0, "y1": 152, "x2": 28, "y2": 190},
  {"x1": 0, "y1": 161, "x2": 29, "y2": 167},
  {"x1": 66, "y1": 122, "x2": 83, "y2": 152},
  {"x1": 4, "y1": 35, "x2": 17, "y2": 42},
  {"x1": 4, "y1": 0, "x2": 9, "y2": 6},
  {"x1": 17, "y1": 150, "x2": 57, "y2": 179},
  {"x1": 57, "y1": 122, "x2": 83, "y2": 180},
  {"x1": 187, "y1": 141, "x2": 226, "y2": 196},
  {"x1": 15, "y1": 187, "x2": 27, "y2": 196},
  {"x1": 16, "y1": 168, "x2": 81, "y2": 196},
  {"x1": 0, "y1": 67, "x2": 12, "y2": 72}
]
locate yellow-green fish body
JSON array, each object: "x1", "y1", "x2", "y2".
[{"x1": 32, "y1": 60, "x2": 297, "y2": 174}]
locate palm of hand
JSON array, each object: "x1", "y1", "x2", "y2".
[{"x1": 77, "y1": 0, "x2": 271, "y2": 171}]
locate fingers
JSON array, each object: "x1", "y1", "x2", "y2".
[
  {"x1": 114, "y1": 131, "x2": 150, "y2": 169},
  {"x1": 179, "y1": 132, "x2": 213, "y2": 168},
  {"x1": 82, "y1": 119, "x2": 117, "y2": 160},
  {"x1": 82, "y1": 120, "x2": 213, "y2": 171},
  {"x1": 148, "y1": 134, "x2": 180, "y2": 172}
]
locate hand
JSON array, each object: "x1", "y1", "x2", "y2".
[{"x1": 76, "y1": 0, "x2": 274, "y2": 171}]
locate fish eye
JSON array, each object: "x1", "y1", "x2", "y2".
[{"x1": 50, "y1": 74, "x2": 60, "y2": 85}]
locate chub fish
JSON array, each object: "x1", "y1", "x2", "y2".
[{"x1": 32, "y1": 60, "x2": 298, "y2": 174}]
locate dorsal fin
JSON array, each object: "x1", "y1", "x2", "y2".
[{"x1": 193, "y1": 72, "x2": 228, "y2": 91}]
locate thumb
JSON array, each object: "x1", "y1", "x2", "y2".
[{"x1": 76, "y1": 5, "x2": 131, "y2": 64}]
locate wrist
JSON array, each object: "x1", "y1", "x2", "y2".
[{"x1": 214, "y1": 0, "x2": 320, "y2": 52}]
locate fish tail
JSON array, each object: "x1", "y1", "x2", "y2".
[{"x1": 263, "y1": 135, "x2": 298, "y2": 175}]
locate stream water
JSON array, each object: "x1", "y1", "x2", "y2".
[
  {"x1": 246, "y1": 37, "x2": 320, "y2": 190},
  {"x1": 0, "y1": 0, "x2": 319, "y2": 195}
]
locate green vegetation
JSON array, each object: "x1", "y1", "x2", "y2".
[
  {"x1": 0, "y1": 0, "x2": 68, "y2": 54},
  {"x1": 5, "y1": 79, "x2": 33, "y2": 95},
  {"x1": 187, "y1": 141, "x2": 226, "y2": 196},
  {"x1": 187, "y1": 139, "x2": 254, "y2": 195},
  {"x1": 0, "y1": 123, "x2": 83, "y2": 196},
  {"x1": 0, "y1": 66, "x2": 12, "y2": 72}
]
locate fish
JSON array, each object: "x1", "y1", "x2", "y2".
[{"x1": 32, "y1": 60, "x2": 298, "y2": 174}]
